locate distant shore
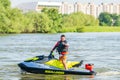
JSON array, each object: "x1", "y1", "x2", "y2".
[
  {"x1": 0, "y1": 26, "x2": 120, "y2": 34},
  {"x1": 83, "y1": 26, "x2": 120, "y2": 32}
]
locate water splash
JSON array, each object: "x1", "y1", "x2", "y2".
[{"x1": 98, "y1": 71, "x2": 120, "y2": 76}]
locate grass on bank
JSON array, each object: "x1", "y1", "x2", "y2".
[
  {"x1": 0, "y1": 26, "x2": 120, "y2": 34},
  {"x1": 59, "y1": 26, "x2": 120, "y2": 33},
  {"x1": 82, "y1": 26, "x2": 120, "y2": 32}
]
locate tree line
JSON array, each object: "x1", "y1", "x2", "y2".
[
  {"x1": 0, "y1": 0, "x2": 120, "y2": 34},
  {"x1": 98, "y1": 12, "x2": 120, "y2": 26},
  {"x1": 0, "y1": 0, "x2": 99, "y2": 33}
]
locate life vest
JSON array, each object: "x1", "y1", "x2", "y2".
[{"x1": 57, "y1": 40, "x2": 68, "y2": 52}]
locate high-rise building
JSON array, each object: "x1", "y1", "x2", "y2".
[
  {"x1": 16, "y1": 1, "x2": 120, "y2": 18},
  {"x1": 74, "y1": 2, "x2": 82, "y2": 13},
  {"x1": 119, "y1": 4, "x2": 120, "y2": 14},
  {"x1": 61, "y1": 2, "x2": 70, "y2": 14},
  {"x1": 36, "y1": 2, "x2": 62, "y2": 13}
]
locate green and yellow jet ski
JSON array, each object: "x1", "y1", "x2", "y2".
[{"x1": 18, "y1": 55, "x2": 96, "y2": 75}]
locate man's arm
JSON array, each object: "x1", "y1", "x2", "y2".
[
  {"x1": 48, "y1": 41, "x2": 59, "y2": 60},
  {"x1": 51, "y1": 41, "x2": 59, "y2": 52},
  {"x1": 62, "y1": 41, "x2": 69, "y2": 47}
]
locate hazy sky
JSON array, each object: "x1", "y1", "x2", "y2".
[{"x1": 10, "y1": 0, "x2": 120, "y2": 7}]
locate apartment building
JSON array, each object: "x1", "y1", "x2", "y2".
[
  {"x1": 74, "y1": 2, "x2": 120, "y2": 17},
  {"x1": 36, "y1": 2, "x2": 62, "y2": 13},
  {"x1": 16, "y1": 1, "x2": 120, "y2": 17}
]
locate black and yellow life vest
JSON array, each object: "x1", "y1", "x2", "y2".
[{"x1": 57, "y1": 40, "x2": 68, "y2": 52}]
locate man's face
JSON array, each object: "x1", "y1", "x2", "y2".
[{"x1": 61, "y1": 37, "x2": 65, "y2": 41}]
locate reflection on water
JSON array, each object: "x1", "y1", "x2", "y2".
[
  {"x1": 0, "y1": 33, "x2": 120, "y2": 80},
  {"x1": 19, "y1": 74, "x2": 94, "y2": 80}
]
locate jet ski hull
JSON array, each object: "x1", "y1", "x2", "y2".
[{"x1": 18, "y1": 62, "x2": 96, "y2": 75}]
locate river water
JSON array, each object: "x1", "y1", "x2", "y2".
[{"x1": 0, "y1": 33, "x2": 120, "y2": 80}]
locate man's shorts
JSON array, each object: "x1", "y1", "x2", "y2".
[{"x1": 59, "y1": 52, "x2": 68, "y2": 61}]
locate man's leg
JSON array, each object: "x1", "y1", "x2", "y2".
[
  {"x1": 59, "y1": 55, "x2": 68, "y2": 70},
  {"x1": 62, "y1": 55, "x2": 68, "y2": 70}
]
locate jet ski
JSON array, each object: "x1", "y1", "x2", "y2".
[{"x1": 18, "y1": 55, "x2": 96, "y2": 75}]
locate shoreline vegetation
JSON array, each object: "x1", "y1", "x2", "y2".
[
  {"x1": 83, "y1": 26, "x2": 120, "y2": 32},
  {"x1": 0, "y1": 0, "x2": 120, "y2": 34}
]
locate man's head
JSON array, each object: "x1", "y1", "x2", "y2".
[{"x1": 60, "y1": 35, "x2": 66, "y2": 41}]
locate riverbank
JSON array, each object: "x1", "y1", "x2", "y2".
[
  {"x1": 82, "y1": 26, "x2": 120, "y2": 32},
  {"x1": 0, "y1": 26, "x2": 120, "y2": 34},
  {"x1": 59, "y1": 26, "x2": 120, "y2": 33}
]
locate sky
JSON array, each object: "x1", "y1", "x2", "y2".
[{"x1": 10, "y1": 0, "x2": 120, "y2": 7}]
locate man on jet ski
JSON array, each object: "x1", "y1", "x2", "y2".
[{"x1": 49, "y1": 35, "x2": 69, "y2": 70}]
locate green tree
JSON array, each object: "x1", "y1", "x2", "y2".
[
  {"x1": 111, "y1": 14, "x2": 118, "y2": 26},
  {"x1": 0, "y1": 0, "x2": 34, "y2": 33},
  {"x1": 25, "y1": 11, "x2": 36, "y2": 32},
  {"x1": 4, "y1": 8, "x2": 34, "y2": 33},
  {"x1": 6, "y1": 8, "x2": 24, "y2": 33},
  {"x1": 0, "y1": 13, "x2": 11, "y2": 33},
  {"x1": 98, "y1": 12, "x2": 112, "y2": 26},
  {"x1": 0, "y1": 3, "x2": 6, "y2": 13},
  {"x1": 85, "y1": 15, "x2": 99, "y2": 26},
  {"x1": 62, "y1": 12, "x2": 99, "y2": 32},
  {"x1": 114, "y1": 15, "x2": 120, "y2": 26},
  {"x1": 0, "y1": 3, "x2": 11, "y2": 33},
  {"x1": 0, "y1": 0, "x2": 11, "y2": 8},
  {"x1": 26, "y1": 12, "x2": 53, "y2": 33},
  {"x1": 41, "y1": 8, "x2": 63, "y2": 33},
  {"x1": 37, "y1": 13, "x2": 53, "y2": 33}
]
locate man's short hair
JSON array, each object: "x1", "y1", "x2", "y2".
[{"x1": 61, "y1": 35, "x2": 65, "y2": 37}]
